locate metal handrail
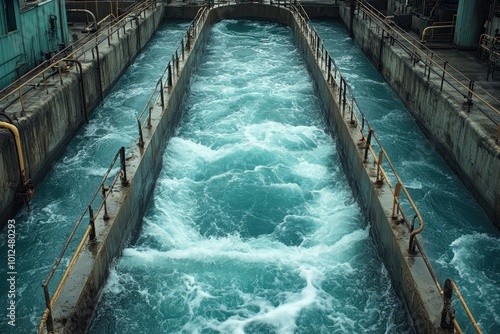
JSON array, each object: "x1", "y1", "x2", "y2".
[
  {"x1": 291, "y1": 2, "x2": 481, "y2": 332},
  {"x1": 0, "y1": 0, "x2": 157, "y2": 114},
  {"x1": 359, "y1": 1, "x2": 500, "y2": 142},
  {"x1": 421, "y1": 24, "x2": 455, "y2": 43},
  {"x1": 38, "y1": 147, "x2": 128, "y2": 334},
  {"x1": 136, "y1": 6, "x2": 209, "y2": 146}
]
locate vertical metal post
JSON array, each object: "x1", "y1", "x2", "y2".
[
  {"x1": 364, "y1": 129, "x2": 372, "y2": 162},
  {"x1": 101, "y1": 185, "x2": 110, "y2": 220},
  {"x1": 328, "y1": 55, "x2": 331, "y2": 83},
  {"x1": 58, "y1": 65, "x2": 63, "y2": 85},
  {"x1": 176, "y1": 50, "x2": 179, "y2": 73},
  {"x1": 120, "y1": 146, "x2": 129, "y2": 186},
  {"x1": 147, "y1": 106, "x2": 153, "y2": 128},
  {"x1": 376, "y1": 150, "x2": 383, "y2": 184},
  {"x1": 42, "y1": 284, "x2": 55, "y2": 333},
  {"x1": 18, "y1": 90, "x2": 25, "y2": 114},
  {"x1": 159, "y1": 78, "x2": 165, "y2": 109},
  {"x1": 168, "y1": 63, "x2": 173, "y2": 87},
  {"x1": 467, "y1": 80, "x2": 474, "y2": 112},
  {"x1": 89, "y1": 206, "x2": 96, "y2": 241},
  {"x1": 440, "y1": 279, "x2": 455, "y2": 332},
  {"x1": 392, "y1": 182, "x2": 401, "y2": 220},
  {"x1": 440, "y1": 61, "x2": 447, "y2": 91},
  {"x1": 181, "y1": 39, "x2": 185, "y2": 61},
  {"x1": 137, "y1": 119, "x2": 144, "y2": 148}
]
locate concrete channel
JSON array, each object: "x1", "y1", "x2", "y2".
[{"x1": 0, "y1": 1, "x2": 482, "y2": 334}]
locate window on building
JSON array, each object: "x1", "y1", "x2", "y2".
[{"x1": 4, "y1": 0, "x2": 17, "y2": 32}]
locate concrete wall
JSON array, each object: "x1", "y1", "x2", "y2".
[
  {"x1": 43, "y1": 4, "x2": 444, "y2": 334},
  {"x1": 338, "y1": 5, "x2": 500, "y2": 226},
  {"x1": 0, "y1": 4, "x2": 164, "y2": 230},
  {"x1": 51, "y1": 6, "x2": 210, "y2": 333}
]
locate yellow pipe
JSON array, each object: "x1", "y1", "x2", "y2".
[
  {"x1": 421, "y1": 24, "x2": 455, "y2": 43},
  {"x1": 0, "y1": 122, "x2": 28, "y2": 185}
]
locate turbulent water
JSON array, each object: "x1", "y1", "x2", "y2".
[
  {"x1": 88, "y1": 20, "x2": 413, "y2": 334},
  {"x1": 0, "y1": 20, "x2": 190, "y2": 334},
  {"x1": 312, "y1": 19, "x2": 500, "y2": 333}
]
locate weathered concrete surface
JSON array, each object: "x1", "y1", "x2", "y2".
[
  {"x1": 47, "y1": 3, "x2": 444, "y2": 334},
  {"x1": 50, "y1": 7, "x2": 210, "y2": 334},
  {"x1": 0, "y1": 4, "x2": 164, "y2": 230},
  {"x1": 338, "y1": 5, "x2": 500, "y2": 227}
]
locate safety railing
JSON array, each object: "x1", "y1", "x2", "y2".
[
  {"x1": 421, "y1": 23, "x2": 455, "y2": 43},
  {"x1": 137, "y1": 6, "x2": 209, "y2": 146},
  {"x1": 359, "y1": 1, "x2": 500, "y2": 143},
  {"x1": 291, "y1": 1, "x2": 482, "y2": 332},
  {"x1": 38, "y1": 147, "x2": 129, "y2": 334},
  {"x1": 0, "y1": 0, "x2": 158, "y2": 117}
]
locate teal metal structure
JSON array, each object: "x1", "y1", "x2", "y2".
[{"x1": 0, "y1": 0, "x2": 69, "y2": 89}]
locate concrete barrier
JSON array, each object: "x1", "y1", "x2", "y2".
[
  {"x1": 39, "y1": 4, "x2": 444, "y2": 333},
  {"x1": 339, "y1": 5, "x2": 500, "y2": 227},
  {"x1": 0, "y1": 4, "x2": 164, "y2": 230}
]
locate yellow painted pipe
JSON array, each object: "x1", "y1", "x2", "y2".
[{"x1": 0, "y1": 121, "x2": 27, "y2": 185}]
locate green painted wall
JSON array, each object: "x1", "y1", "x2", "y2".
[{"x1": 0, "y1": 0, "x2": 68, "y2": 89}]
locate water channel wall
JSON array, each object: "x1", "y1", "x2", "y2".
[
  {"x1": 0, "y1": 4, "x2": 164, "y2": 229},
  {"x1": 339, "y1": 5, "x2": 500, "y2": 226},
  {"x1": 42, "y1": 3, "x2": 443, "y2": 333}
]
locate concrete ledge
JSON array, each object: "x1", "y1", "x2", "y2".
[
  {"x1": 43, "y1": 4, "x2": 443, "y2": 333},
  {"x1": 0, "y1": 4, "x2": 164, "y2": 230},
  {"x1": 339, "y1": 5, "x2": 500, "y2": 227}
]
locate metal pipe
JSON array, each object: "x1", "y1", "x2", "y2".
[
  {"x1": 67, "y1": 9, "x2": 98, "y2": 32},
  {"x1": 420, "y1": 24, "x2": 455, "y2": 43},
  {"x1": 0, "y1": 122, "x2": 28, "y2": 186}
]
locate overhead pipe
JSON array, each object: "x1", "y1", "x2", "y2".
[{"x1": 67, "y1": 9, "x2": 98, "y2": 33}]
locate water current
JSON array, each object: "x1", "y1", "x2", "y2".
[
  {"x1": 313, "y1": 19, "x2": 500, "y2": 333},
  {"x1": 0, "y1": 20, "x2": 190, "y2": 334},
  {"x1": 88, "y1": 20, "x2": 413, "y2": 334}
]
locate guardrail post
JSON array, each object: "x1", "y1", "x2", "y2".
[
  {"x1": 42, "y1": 284, "x2": 55, "y2": 333},
  {"x1": 120, "y1": 147, "x2": 129, "y2": 186},
  {"x1": 101, "y1": 185, "x2": 110, "y2": 220},
  {"x1": 392, "y1": 182, "x2": 401, "y2": 220},
  {"x1": 466, "y1": 80, "x2": 474, "y2": 112},
  {"x1": 364, "y1": 129, "x2": 373, "y2": 162},
  {"x1": 89, "y1": 206, "x2": 96, "y2": 241},
  {"x1": 440, "y1": 61, "x2": 447, "y2": 91},
  {"x1": 176, "y1": 50, "x2": 179, "y2": 73},
  {"x1": 440, "y1": 279, "x2": 455, "y2": 332},
  {"x1": 374, "y1": 150, "x2": 384, "y2": 185},
  {"x1": 159, "y1": 78, "x2": 165, "y2": 109},
  {"x1": 137, "y1": 119, "x2": 144, "y2": 148},
  {"x1": 168, "y1": 63, "x2": 173, "y2": 87},
  {"x1": 181, "y1": 39, "x2": 185, "y2": 61},
  {"x1": 409, "y1": 215, "x2": 419, "y2": 253}
]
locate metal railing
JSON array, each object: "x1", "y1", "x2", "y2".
[
  {"x1": 38, "y1": 147, "x2": 128, "y2": 334},
  {"x1": 0, "y1": 0, "x2": 158, "y2": 117},
  {"x1": 291, "y1": 1, "x2": 482, "y2": 332},
  {"x1": 359, "y1": 1, "x2": 500, "y2": 143},
  {"x1": 137, "y1": 6, "x2": 209, "y2": 147}
]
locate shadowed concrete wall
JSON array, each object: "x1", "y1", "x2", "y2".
[
  {"x1": 0, "y1": 4, "x2": 164, "y2": 230},
  {"x1": 338, "y1": 5, "x2": 500, "y2": 227}
]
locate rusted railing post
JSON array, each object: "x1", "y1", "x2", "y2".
[
  {"x1": 120, "y1": 147, "x2": 129, "y2": 186},
  {"x1": 101, "y1": 185, "x2": 110, "y2": 220},
  {"x1": 159, "y1": 78, "x2": 165, "y2": 109},
  {"x1": 440, "y1": 61, "x2": 447, "y2": 91},
  {"x1": 137, "y1": 119, "x2": 144, "y2": 148},
  {"x1": 42, "y1": 284, "x2": 55, "y2": 333},
  {"x1": 440, "y1": 279, "x2": 455, "y2": 333},
  {"x1": 168, "y1": 63, "x2": 173, "y2": 87},
  {"x1": 364, "y1": 129, "x2": 373, "y2": 162},
  {"x1": 392, "y1": 182, "x2": 401, "y2": 220},
  {"x1": 376, "y1": 150, "x2": 383, "y2": 184},
  {"x1": 89, "y1": 206, "x2": 96, "y2": 241}
]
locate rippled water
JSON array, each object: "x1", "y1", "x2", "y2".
[
  {"x1": 0, "y1": 20, "x2": 189, "y2": 333},
  {"x1": 88, "y1": 20, "x2": 413, "y2": 334},
  {"x1": 312, "y1": 19, "x2": 500, "y2": 333}
]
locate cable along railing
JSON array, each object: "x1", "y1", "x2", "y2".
[{"x1": 291, "y1": 1, "x2": 482, "y2": 333}]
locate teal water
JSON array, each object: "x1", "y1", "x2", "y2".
[
  {"x1": 88, "y1": 20, "x2": 413, "y2": 333},
  {"x1": 313, "y1": 19, "x2": 500, "y2": 333},
  {"x1": 0, "y1": 20, "x2": 190, "y2": 333}
]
